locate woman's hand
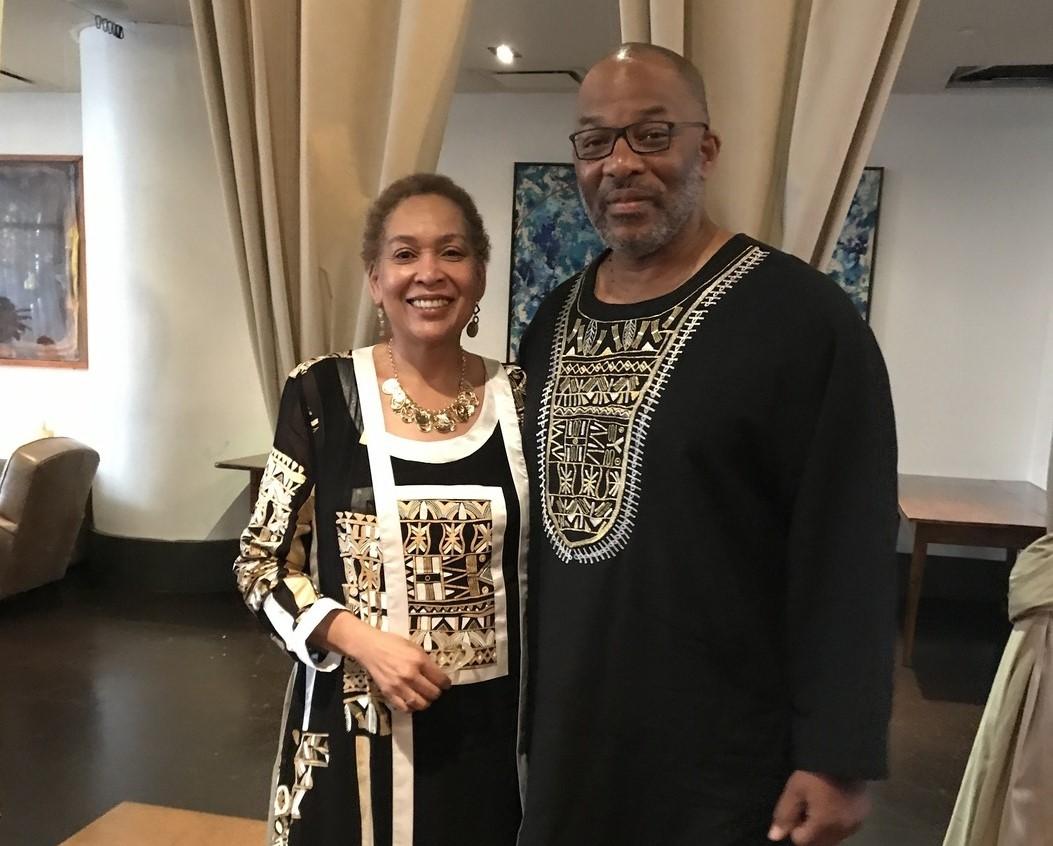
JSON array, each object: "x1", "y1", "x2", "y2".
[
  {"x1": 353, "y1": 628, "x2": 452, "y2": 712},
  {"x1": 310, "y1": 610, "x2": 451, "y2": 712}
]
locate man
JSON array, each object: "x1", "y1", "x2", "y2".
[{"x1": 516, "y1": 44, "x2": 898, "y2": 846}]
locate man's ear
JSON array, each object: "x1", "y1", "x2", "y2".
[{"x1": 700, "y1": 129, "x2": 721, "y2": 179}]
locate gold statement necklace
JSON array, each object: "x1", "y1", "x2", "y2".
[{"x1": 381, "y1": 341, "x2": 480, "y2": 434}]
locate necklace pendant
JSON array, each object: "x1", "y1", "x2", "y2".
[
  {"x1": 414, "y1": 409, "x2": 434, "y2": 432},
  {"x1": 434, "y1": 412, "x2": 455, "y2": 433}
]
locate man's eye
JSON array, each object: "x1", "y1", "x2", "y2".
[{"x1": 582, "y1": 133, "x2": 610, "y2": 149}]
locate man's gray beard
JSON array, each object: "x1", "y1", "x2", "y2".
[{"x1": 584, "y1": 165, "x2": 705, "y2": 259}]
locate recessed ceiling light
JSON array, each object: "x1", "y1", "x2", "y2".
[{"x1": 489, "y1": 44, "x2": 520, "y2": 65}]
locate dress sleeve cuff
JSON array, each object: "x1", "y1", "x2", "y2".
[{"x1": 263, "y1": 594, "x2": 345, "y2": 671}]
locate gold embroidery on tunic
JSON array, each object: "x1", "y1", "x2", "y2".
[{"x1": 539, "y1": 246, "x2": 769, "y2": 563}]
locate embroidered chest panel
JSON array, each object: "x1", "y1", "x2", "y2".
[{"x1": 538, "y1": 245, "x2": 768, "y2": 563}]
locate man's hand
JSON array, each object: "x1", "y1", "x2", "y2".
[
  {"x1": 354, "y1": 628, "x2": 451, "y2": 713},
  {"x1": 768, "y1": 770, "x2": 870, "y2": 845}
]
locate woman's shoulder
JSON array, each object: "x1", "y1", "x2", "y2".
[{"x1": 286, "y1": 349, "x2": 356, "y2": 381}]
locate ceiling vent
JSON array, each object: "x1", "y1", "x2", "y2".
[
  {"x1": 947, "y1": 64, "x2": 1053, "y2": 89},
  {"x1": 491, "y1": 70, "x2": 582, "y2": 93}
]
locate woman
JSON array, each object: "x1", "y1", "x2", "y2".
[{"x1": 235, "y1": 173, "x2": 528, "y2": 846}]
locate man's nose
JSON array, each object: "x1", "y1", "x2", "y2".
[{"x1": 602, "y1": 136, "x2": 646, "y2": 179}]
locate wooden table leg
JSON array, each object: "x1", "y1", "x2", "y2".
[{"x1": 903, "y1": 527, "x2": 928, "y2": 667}]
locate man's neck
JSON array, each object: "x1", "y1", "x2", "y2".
[{"x1": 596, "y1": 216, "x2": 733, "y2": 305}]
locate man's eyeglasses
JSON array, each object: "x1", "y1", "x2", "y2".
[{"x1": 569, "y1": 120, "x2": 709, "y2": 161}]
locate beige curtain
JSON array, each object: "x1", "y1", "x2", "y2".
[
  {"x1": 622, "y1": 0, "x2": 919, "y2": 268},
  {"x1": 0, "y1": 0, "x2": 5, "y2": 68},
  {"x1": 190, "y1": 0, "x2": 473, "y2": 421},
  {"x1": 943, "y1": 533, "x2": 1053, "y2": 846}
]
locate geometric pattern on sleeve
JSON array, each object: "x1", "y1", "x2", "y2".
[{"x1": 235, "y1": 447, "x2": 309, "y2": 612}]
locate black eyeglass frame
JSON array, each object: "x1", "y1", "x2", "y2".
[{"x1": 568, "y1": 120, "x2": 710, "y2": 161}]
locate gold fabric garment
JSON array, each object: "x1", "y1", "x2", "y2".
[{"x1": 943, "y1": 533, "x2": 1053, "y2": 846}]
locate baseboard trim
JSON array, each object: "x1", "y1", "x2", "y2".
[{"x1": 85, "y1": 530, "x2": 239, "y2": 593}]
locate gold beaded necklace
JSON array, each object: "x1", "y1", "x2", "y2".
[{"x1": 381, "y1": 341, "x2": 480, "y2": 434}]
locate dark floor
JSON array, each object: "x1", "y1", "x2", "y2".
[{"x1": 0, "y1": 571, "x2": 1010, "y2": 846}]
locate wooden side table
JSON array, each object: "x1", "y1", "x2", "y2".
[
  {"x1": 215, "y1": 452, "x2": 268, "y2": 513},
  {"x1": 898, "y1": 474, "x2": 1047, "y2": 666}
]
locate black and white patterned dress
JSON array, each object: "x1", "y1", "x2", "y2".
[{"x1": 235, "y1": 348, "x2": 528, "y2": 846}]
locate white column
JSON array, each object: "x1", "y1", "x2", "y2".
[{"x1": 80, "y1": 25, "x2": 270, "y2": 540}]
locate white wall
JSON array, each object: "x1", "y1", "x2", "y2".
[
  {"x1": 441, "y1": 89, "x2": 1053, "y2": 496},
  {"x1": 0, "y1": 93, "x2": 88, "y2": 454},
  {"x1": 868, "y1": 92, "x2": 1053, "y2": 489},
  {"x1": 439, "y1": 93, "x2": 578, "y2": 362},
  {"x1": 76, "y1": 25, "x2": 270, "y2": 540}
]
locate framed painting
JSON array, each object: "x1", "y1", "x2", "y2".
[
  {"x1": 506, "y1": 162, "x2": 884, "y2": 359},
  {"x1": 0, "y1": 155, "x2": 88, "y2": 367},
  {"x1": 507, "y1": 162, "x2": 604, "y2": 361},
  {"x1": 827, "y1": 166, "x2": 884, "y2": 322}
]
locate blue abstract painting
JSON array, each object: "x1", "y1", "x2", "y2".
[
  {"x1": 827, "y1": 166, "x2": 884, "y2": 322},
  {"x1": 507, "y1": 163, "x2": 604, "y2": 360},
  {"x1": 507, "y1": 163, "x2": 884, "y2": 358}
]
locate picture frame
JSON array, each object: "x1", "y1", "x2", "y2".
[{"x1": 0, "y1": 155, "x2": 88, "y2": 367}]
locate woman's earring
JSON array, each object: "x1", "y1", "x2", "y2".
[
  {"x1": 376, "y1": 305, "x2": 388, "y2": 339},
  {"x1": 466, "y1": 303, "x2": 480, "y2": 338}
]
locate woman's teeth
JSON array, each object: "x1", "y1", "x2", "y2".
[{"x1": 409, "y1": 298, "x2": 453, "y2": 310}]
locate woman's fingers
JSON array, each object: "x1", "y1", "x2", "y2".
[
  {"x1": 422, "y1": 658, "x2": 453, "y2": 690},
  {"x1": 409, "y1": 674, "x2": 443, "y2": 703}
]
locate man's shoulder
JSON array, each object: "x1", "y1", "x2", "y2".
[{"x1": 740, "y1": 237, "x2": 866, "y2": 331}]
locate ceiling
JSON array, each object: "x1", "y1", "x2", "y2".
[
  {"x1": 893, "y1": 0, "x2": 1053, "y2": 92},
  {"x1": 0, "y1": 0, "x2": 191, "y2": 92},
  {"x1": 2, "y1": 0, "x2": 1051, "y2": 95}
]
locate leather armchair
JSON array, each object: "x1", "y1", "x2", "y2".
[{"x1": 0, "y1": 437, "x2": 99, "y2": 599}]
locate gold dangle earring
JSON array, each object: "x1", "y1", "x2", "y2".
[
  {"x1": 376, "y1": 305, "x2": 388, "y2": 339},
  {"x1": 466, "y1": 303, "x2": 480, "y2": 338}
]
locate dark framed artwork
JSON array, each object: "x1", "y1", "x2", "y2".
[
  {"x1": 826, "y1": 166, "x2": 884, "y2": 322},
  {"x1": 0, "y1": 155, "x2": 88, "y2": 367},
  {"x1": 506, "y1": 162, "x2": 885, "y2": 358},
  {"x1": 507, "y1": 162, "x2": 604, "y2": 360}
]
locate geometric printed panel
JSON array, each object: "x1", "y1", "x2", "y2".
[
  {"x1": 335, "y1": 511, "x2": 391, "y2": 737},
  {"x1": 336, "y1": 511, "x2": 387, "y2": 630},
  {"x1": 236, "y1": 447, "x2": 309, "y2": 613},
  {"x1": 271, "y1": 729, "x2": 329, "y2": 846},
  {"x1": 398, "y1": 499, "x2": 497, "y2": 672}
]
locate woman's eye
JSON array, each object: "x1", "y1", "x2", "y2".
[
  {"x1": 392, "y1": 249, "x2": 415, "y2": 261},
  {"x1": 443, "y1": 249, "x2": 466, "y2": 260}
]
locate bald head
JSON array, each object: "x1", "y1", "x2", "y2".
[{"x1": 585, "y1": 43, "x2": 710, "y2": 123}]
